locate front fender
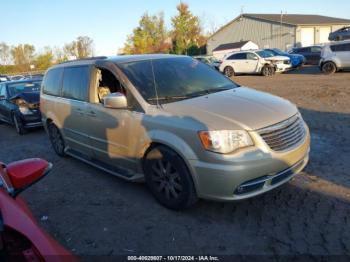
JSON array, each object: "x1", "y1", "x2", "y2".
[
  {"x1": 140, "y1": 129, "x2": 200, "y2": 192},
  {"x1": 143, "y1": 130, "x2": 198, "y2": 161}
]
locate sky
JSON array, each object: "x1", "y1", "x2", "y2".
[{"x1": 2, "y1": 0, "x2": 350, "y2": 56}]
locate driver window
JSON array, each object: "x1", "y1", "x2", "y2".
[{"x1": 95, "y1": 68, "x2": 126, "y2": 103}]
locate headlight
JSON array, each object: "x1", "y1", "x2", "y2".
[
  {"x1": 198, "y1": 130, "x2": 253, "y2": 154},
  {"x1": 19, "y1": 106, "x2": 33, "y2": 115}
]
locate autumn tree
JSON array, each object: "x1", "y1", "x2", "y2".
[
  {"x1": 0, "y1": 42, "x2": 11, "y2": 65},
  {"x1": 11, "y1": 44, "x2": 35, "y2": 71},
  {"x1": 171, "y1": 2, "x2": 204, "y2": 55},
  {"x1": 124, "y1": 12, "x2": 171, "y2": 54},
  {"x1": 34, "y1": 47, "x2": 54, "y2": 70},
  {"x1": 63, "y1": 36, "x2": 94, "y2": 59}
]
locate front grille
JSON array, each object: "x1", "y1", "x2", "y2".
[{"x1": 258, "y1": 114, "x2": 306, "y2": 152}]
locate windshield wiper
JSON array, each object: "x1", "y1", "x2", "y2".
[
  {"x1": 147, "y1": 95, "x2": 190, "y2": 103},
  {"x1": 188, "y1": 87, "x2": 232, "y2": 98}
]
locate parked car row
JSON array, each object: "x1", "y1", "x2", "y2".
[
  {"x1": 197, "y1": 40, "x2": 350, "y2": 77},
  {"x1": 0, "y1": 74, "x2": 44, "y2": 83}
]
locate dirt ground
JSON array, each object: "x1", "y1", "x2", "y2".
[{"x1": 0, "y1": 66, "x2": 349, "y2": 259}]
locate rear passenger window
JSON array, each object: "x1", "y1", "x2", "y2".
[
  {"x1": 62, "y1": 66, "x2": 90, "y2": 101},
  {"x1": 43, "y1": 68, "x2": 63, "y2": 96},
  {"x1": 330, "y1": 44, "x2": 350, "y2": 52},
  {"x1": 227, "y1": 53, "x2": 247, "y2": 60}
]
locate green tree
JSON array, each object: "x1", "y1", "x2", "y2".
[
  {"x1": 171, "y1": 2, "x2": 204, "y2": 55},
  {"x1": 124, "y1": 12, "x2": 171, "y2": 54},
  {"x1": 63, "y1": 36, "x2": 94, "y2": 59},
  {"x1": 0, "y1": 42, "x2": 11, "y2": 65},
  {"x1": 11, "y1": 44, "x2": 35, "y2": 72},
  {"x1": 34, "y1": 47, "x2": 54, "y2": 70}
]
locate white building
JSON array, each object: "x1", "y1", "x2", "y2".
[
  {"x1": 207, "y1": 14, "x2": 350, "y2": 54},
  {"x1": 212, "y1": 40, "x2": 259, "y2": 60}
]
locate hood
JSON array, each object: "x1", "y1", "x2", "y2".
[
  {"x1": 161, "y1": 87, "x2": 298, "y2": 131},
  {"x1": 10, "y1": 92, "x2": 40, "y2": 104},
  {"x1": 265, "y1": 56, "x2": 290, "y2": 61}
]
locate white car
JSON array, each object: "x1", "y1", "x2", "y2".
[
  {"x1": 219, "y1": 50, "x2": 291, "y2": 77},
  {"x1": 319, "y1": 40, "x2": 350, "y2": 74}
]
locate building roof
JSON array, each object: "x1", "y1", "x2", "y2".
[
  {"x1": 212, "y1": 41, "x2": 250, "y2": 52},
  {"x1": 245, "y1": 13, "x2": 350, "y2": 26},
  {"x1": 209, "y1": 13, "x2": 350, "y2": 40}
]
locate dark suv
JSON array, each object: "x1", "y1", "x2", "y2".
[
  {"x1": 289, "y1": 46, "x2": 322, "y2": 65},
  {"x1": 0, "y1": 79, "x2": 42, "y2": 134}
]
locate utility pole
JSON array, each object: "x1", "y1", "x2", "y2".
[
  {"x1": 280, "y1": 11, "x2": 287, "y2": 50},
  {"x1": 280, "y1": 11, "x2": 283, "y2": 50}
]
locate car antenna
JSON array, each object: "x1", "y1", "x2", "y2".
[{"x1": 150, "y1": 59, "x2": 162, "y2": 109}]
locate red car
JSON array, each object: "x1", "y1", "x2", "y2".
[{"x1": 0, "y1": 158, "x2": 78, "y2": 262}]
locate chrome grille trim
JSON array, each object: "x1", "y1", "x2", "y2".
[{"x1": 257, "y1": 114, "x2": 306, "y2": 152}]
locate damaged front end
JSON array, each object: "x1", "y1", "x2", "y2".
[{"x1": 10, "y1": 95, "x2": 42, "y2": 128}]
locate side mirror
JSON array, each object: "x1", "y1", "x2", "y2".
[
  {"x1": 103, "y1": 92, "x2": 127, "y2": 109},
  {"x1": 1, "y1": 158, "x2": 51, "y2": 197},
  {"x1": 253, "y1": 56, "x2": 258, "y2": 60}
]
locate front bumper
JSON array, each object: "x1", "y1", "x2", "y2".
[
  {"x1": 19, "y1": 110, "x2": 42, "y2": 128},
  {"x1": 275, "y1": 63, "x2": 292, "y2": 72},
  {"x1": 188, "y1": 128, "x2": 310, "y2": 201}
]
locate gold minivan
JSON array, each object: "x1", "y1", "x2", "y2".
[{"x1": 40, "y1": 55, "x2": 310, "y2": 209}]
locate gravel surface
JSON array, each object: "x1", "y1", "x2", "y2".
[{"x1": 0, "y1": 66, "x2": 349, "y2": 259}]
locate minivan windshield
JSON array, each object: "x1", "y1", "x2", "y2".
[
  {"x1": 118, "y1": 57, "x2": 238, "y2": 104},
  {"x1": 7, "y1": 81, "x2": 41, "y2": 97}
]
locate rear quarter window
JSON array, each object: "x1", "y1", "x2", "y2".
[
  {"x1": 62, "y1": 66, "x2": 90, "y2": 101},
  {"x1": 43, "y1": 68, "x2": 63, "y2": 96}
]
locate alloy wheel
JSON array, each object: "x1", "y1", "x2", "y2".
[{"x1": 151, "y1": 159, "x2": 183, "y2": 200}]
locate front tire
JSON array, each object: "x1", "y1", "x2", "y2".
[
  {"x1": 261, "y1": 65, "x2": 273, "y2": 76},
  {"x1": 48, "y1": 123, "x2": 66, "y2": 156},
  {"x1": 143, "y1": 145, "x2": 198, "y2": 210},
  {"x1": 223, "y1": 66, "x2": 234, "y2": 77},
  {"x1": 322, "y1": 62, "x2": 337, "y2": 75},
  {"x1": 12, "y1": 113, "x2": 26, "y2": 135}
]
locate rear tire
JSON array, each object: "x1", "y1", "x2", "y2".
[
  {"x1": 143, "y1": 145, "x2": 198, "y2": 210},
  {"x1": 12, "y1": 113, "x2": 26, "y2": 135},
  {"x1": 48, "y1": 123, "x2": 66, "y2": 156},
  {"x1": 322, "y1": 62, "x2": 337, "y2": 75},
  {"x1": 223, "y1": 66, "x2": 234, "y2": 77}
]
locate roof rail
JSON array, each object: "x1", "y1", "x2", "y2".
[{"x1": 59, "y1": 56, "x2": 108, "y2": 64}]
